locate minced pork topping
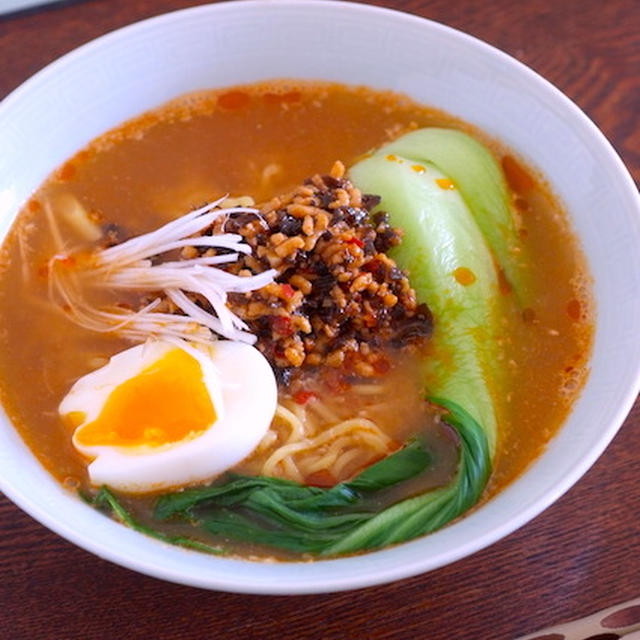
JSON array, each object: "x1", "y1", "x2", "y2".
[{"x1": 154, "y1": 161, "x2": 432, "y2": 379}]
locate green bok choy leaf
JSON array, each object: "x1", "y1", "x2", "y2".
[
  {"x1": 155, "y1": 398, "x2": 490, "y2": 555},
  {"x1": 84, "y1": 486, "x2": 224, "y2": 555},
  {"x1": 84, "y1": 399, "x2": 490, "y2": 556}
]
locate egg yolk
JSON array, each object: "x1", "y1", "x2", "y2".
[{"x1": 74, "y1": 348, "x2": 216, "y2": 448}]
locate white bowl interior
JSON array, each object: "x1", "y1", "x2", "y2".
[{"x1": 0, "y1": 0, "x2": 639, "y2": 594}]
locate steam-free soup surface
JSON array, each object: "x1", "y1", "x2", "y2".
[{"x1": 0, "y1": 82, "x2": 592, "y2": 555}]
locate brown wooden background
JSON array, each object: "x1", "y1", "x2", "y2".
[{"x1": 0, "y1": 1, "x2": 638, "y2": 639}]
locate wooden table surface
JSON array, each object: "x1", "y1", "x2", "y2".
[{"x1": 0, "y1": 1, "x2": 638, "y2": 639}]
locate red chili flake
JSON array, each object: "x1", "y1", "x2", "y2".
[
  {"x1": 280, "y1": 284, "x2": 295, "y2": 299},
  {"x1": 271, "y1": 315, "x2": 294, "y2": 337},
  {"x1": 363, "y1": 258, "x2": 386, "y2": 279},
  {"x1": 305, "y1": 470, "x2": 336, "y2": 488},
  {"x1": 347, "y1": 236, "x2": 364, "y2": 248},
  {"x1": 362, "y1": 259, "x2": 378, "y2": 272},
  {"x1": 293, "y1": 390, "x2": 316, "y2": 405}
]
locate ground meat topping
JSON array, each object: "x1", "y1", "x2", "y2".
[{"x1": 177, "y1": 161, "x2": 433, "y2": 375}]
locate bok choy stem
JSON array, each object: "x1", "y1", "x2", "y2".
[
  {"x1": 371, "y1": 127, "x2": 530, "y2": 301},
  {"x1": 350, "y1": 151, "x2": 501, "y2": 454}
]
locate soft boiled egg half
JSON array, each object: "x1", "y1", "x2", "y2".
[{"x1": 59, "y1": 340, "x2": 277, "y2": 493}]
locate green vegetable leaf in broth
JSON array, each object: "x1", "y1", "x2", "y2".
[
  {"x1": 322, "y1": 397, "x2": 491, "y2": 554},
  {"x1": 86, "y1": 400, "x2": 490, "y2": 556},
  {"x1": 153, "y1": 400, "x2": 488, "y2": 554},
  {"x1": 85, "y1": 486, "x2": 224, "y2": 555},
  {"x1": 155, "y1": 436, "x2": 432, "y2": 519}
]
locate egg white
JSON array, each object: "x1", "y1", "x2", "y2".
[{"x1": 59, "y1": 339, "x2": 277, "y2": 493}]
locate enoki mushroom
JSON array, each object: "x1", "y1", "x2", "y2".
[{"x1": 48, "y1": 197, "x2": 276, "y2": 344}]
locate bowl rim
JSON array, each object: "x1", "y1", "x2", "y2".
[{"x1": 0, "y1": 0, "x2": 639, "y2": 594}]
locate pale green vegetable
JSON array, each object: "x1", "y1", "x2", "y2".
[
  {"x1": 375, "y1": 128, "x2": 528, "y2": 299},
  {"x1": 350, "y1": 154, "x2": 500, "y2": 453}
]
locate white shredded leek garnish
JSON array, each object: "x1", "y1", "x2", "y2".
[{"x1": 49, "y1": 197, "x2": 276, "y2": 344}]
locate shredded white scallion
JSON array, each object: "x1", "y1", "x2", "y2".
[{"x1": 48, "y1": 198, "x2": 276, "y2": 344}]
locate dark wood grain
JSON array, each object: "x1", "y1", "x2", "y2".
[{"x1": 0, "y1": 1, "x2": 638, "y2": 639}]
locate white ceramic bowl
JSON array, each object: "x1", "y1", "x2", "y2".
[{"x1": 0, "y1": 0, "x2": 638, "y2": 594}]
